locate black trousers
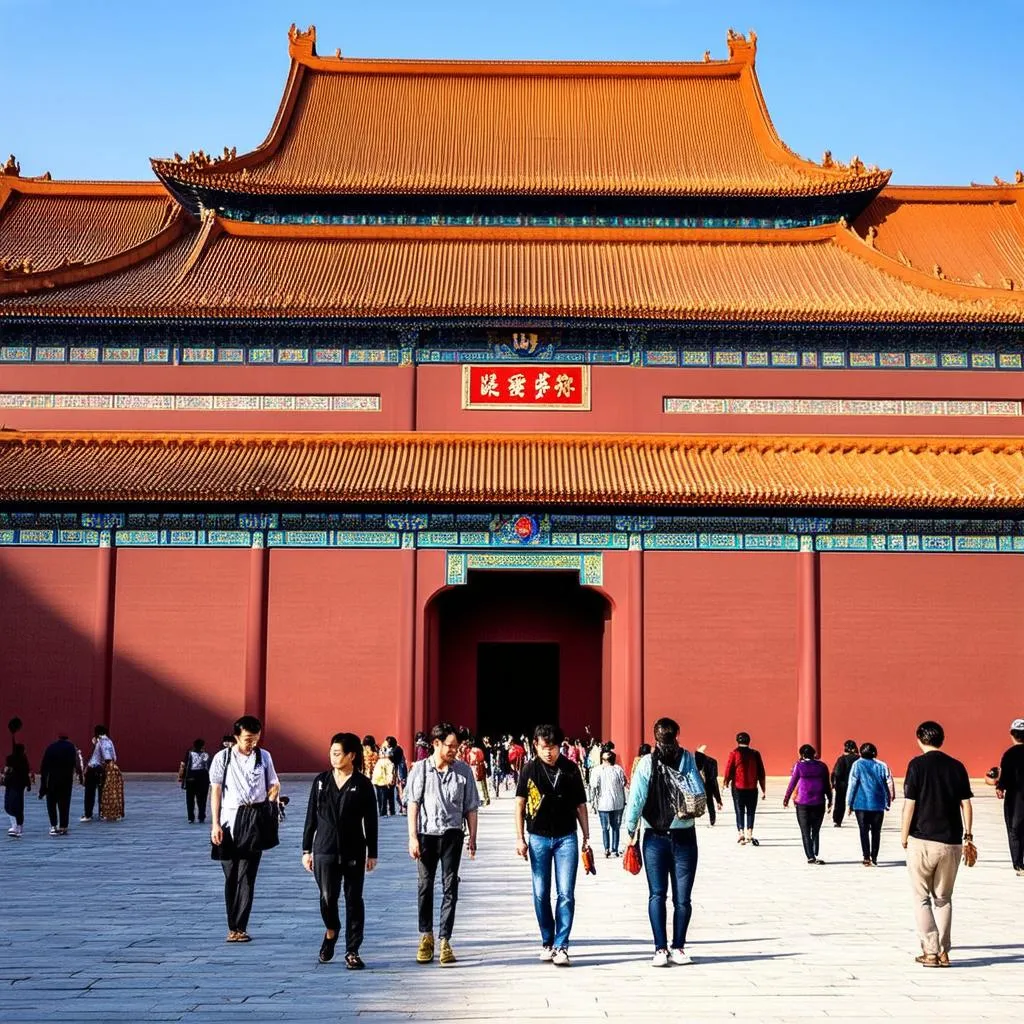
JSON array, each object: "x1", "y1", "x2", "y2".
[
  {"x1": 707, "y1": 799, "x2": 717, "y2": 826},
  {"x1": 832, "y1": 784, "x2": 848, "y2": 826},
  {"x1": 375, "y1": 785, "x2": 395, "y2": 816},
  {"x1": 185, "y1": 776, "x2": 210, "y2": 823},
  {"x1": 46, "y1": 785, "x2": 72, "y2": 829},
  {"x1": 1005, "y1": 795, "x2": 1024, "y2": 871},
  {"x1": 854, "y1": 810, "x2": 884, "y2": 861},
  {"x1": 83, "y1": 766, "x2": 105, "y2": 818},
  {"x1": 222, "y1": 850, "x2": 262, "y2": 933},
  {"x1": 795, "y1": 802, "x2": 826, "y2": 860},
  {"x1": 732, "y1": 788, "x2": 758, "y2": 831},
  {"x1": 314, "y1": 855, "x2": 366, "y2": 953},
  {"x1": 417, "y1": 829, "x2": 464, "y2": 939}
]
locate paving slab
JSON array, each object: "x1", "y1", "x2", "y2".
[{"x1": 0, "y1": 776, "x2": 1021, "y2": 1022}]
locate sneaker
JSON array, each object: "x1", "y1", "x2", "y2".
[
  {"x1": 651, "y1": 949, "x2": 670, "y2": 968},
  {"x1": 807, "y1": 857, "x2": 816, "y2": 864},
  {"x1": 7, "y1": 828, "x2": 17, "y2": 837},
  {"x1": 604, "y1": 850, "x2": 611, "y2": 858},
  {"x1": 58, "y1": 828, "x2": 68, "y2": 836},
  {"x1": 438, "y1": 938, "x2": 457, "y2": 966},
  {"x1": 670, "y1": 948, "x2": 693, "y2": 966},
  {"x1": 11, "y1": 828, "x2": 22, "y2": 838},
  {"x1": 344, "y1": 952, "x2": 366, "y2": 970},
  {"x1": 318, "y1": 933, "x2": 338, "y2": 963},
  {"x1": 862, "y1": 857, "x2": 872, "y2": 867},
  {"x1": 538, "y1": 945, "x2": 554, "y2": 962},
  {"x1": 416, "y1": 933, "x2": 435, "y2": 964},
  {"x1": 552, "y1": 948, "x2": 571, "y2": 967},
  {"x1": 79, "y1": 816, "x2": 93, "y2": 823},
  {"x1": 49, "y1": 827, "x2": 59, "y2": 837},
  {"x1": 814, "y1": 859, "x2": 826, "y2": 865}
]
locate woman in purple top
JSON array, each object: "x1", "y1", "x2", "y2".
[{"x1": 783, "y1": 745, "x2": 833, "y2": 865}]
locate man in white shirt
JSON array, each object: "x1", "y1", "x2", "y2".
[
  {"x1": 210, "y1": 715, "x2": 280, "y2": 942},
  {"x1": 80, "y1": 725, "x2": 116, "y2": 822}
]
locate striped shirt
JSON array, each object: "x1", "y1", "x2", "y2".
[{"x1": 407, "y1": 757, "x2": 479, "y2": 836}]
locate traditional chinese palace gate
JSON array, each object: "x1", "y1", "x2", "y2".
[{"x1": 2, "y1": 26, "x2": 1024, "y2": 770}]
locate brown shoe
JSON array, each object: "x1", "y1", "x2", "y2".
[
  {"x1": 915, "y1": 953, "x2": 940, "y2": 967},
  {"x1": 937, "y1": 952, "x2": 950, "y2": 967}
]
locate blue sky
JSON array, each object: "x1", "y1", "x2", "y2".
[{"x1": 1, "y1": 0, "x2": 1021, "y2": 184}]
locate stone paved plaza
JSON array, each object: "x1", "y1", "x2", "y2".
[{"x1": 1, "y1": 777, "x2": 1021, "y2": 1022}]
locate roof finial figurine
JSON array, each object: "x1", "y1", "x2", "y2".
[
  {"x1": 865, "y1": 225, "x2": 877, "y2": 248},
  {"x1": 994, "y1": 174, "x2": 1010, "y2": 186},
  {"x1": 335, "y1": 48, "x2": 342, "y2": 59},
  {"x1": 2, "y1": 154, "x2": 20, "y2": 176},
  {"x1": 1016, "y1": 169, "x2": 1023, "y2": 184},
  {"x1": 849, "y1": 155, "x2": 865, "y2": 176},
  {"x1": 933, "y1": 264, "x2": 944, "y2": 280},
  {"x1": 1002, "y1": 277, "x2": 1016, "y2": 291},
  {"x1": 821, "y1": 150, "x2": 834, "y2": 168},
  {"x1": 703, "y1": 50, "x2": 711, "y2": 62}
]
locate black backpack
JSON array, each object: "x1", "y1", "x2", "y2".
[{"x1": 642, "y1": 748, "x2": 707, "y2": 830}]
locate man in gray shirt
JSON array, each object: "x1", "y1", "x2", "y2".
[{"x1": 407, "y1": 722, "x2": 480, "y2": 966}]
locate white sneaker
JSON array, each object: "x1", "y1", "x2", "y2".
[
  {"x1": 6, "y1": 828, "x2": 16, "y2": 837},
  {"x1": 670, "y1": 948, "x2": 693, "y2": 966},
  {"x1": 79, "y1": 816, "x2": 93, "y2": 823},
  {"x1": 49, "y1": 827, "x2": 58, "y2": 836},
  {"x1": 552, "y1": 948, "x2": 571, "y2": 967},
  {"x1": 652, "y1": 949, "x2": 670, "y2": 967},
  {"x1": 538, "y1": 946, "x2": 554, "y2": 962}
]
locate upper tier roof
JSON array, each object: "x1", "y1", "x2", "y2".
[
  {"x1": 151, "y1": 26, "x2": 889, "y2": 205},
  {"x1": 1, "y1": 218, "x2": 1020, "y2": 323},
  {"x1": 0, "y1": 176, "x2": 180, "y2": 273},
  {"x1": 3, "y1": 430, "x2": 1024, "y2": 510},
  {"x1": 854, "y1": 183, "x2": 1024, "y2": 293}
]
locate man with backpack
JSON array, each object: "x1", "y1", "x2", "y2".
[
  {"x1": 209, "y1": 715, "x2": 280, "y2": 943},
  {"x1": 624, "y1": 717, "x2": 706, "y2": 968}
]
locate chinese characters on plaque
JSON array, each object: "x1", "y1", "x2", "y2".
[{"x1": 462, "y1": 365, "x2": 590, "y2": 410}]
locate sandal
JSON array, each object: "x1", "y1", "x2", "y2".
[
  {"x1": 235, "y1": 931, "x2": 252, "y2": 943},
  {"x1": 345, "y1": 952, "x2": 366, "y2": 970},
  {"x1": 737, "y1": 836, "x2": 747, "y2": 845}
]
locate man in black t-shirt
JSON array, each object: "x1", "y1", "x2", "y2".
[
  {"x1": 996, "y1": 717, "x2": 1024, "y2": 874},
  {"x1": 901, "y1": 720, "x2": 974, "y2": 967},
  {"x1": 515, "y1": 723, "x2": 590, "y2": 967}
]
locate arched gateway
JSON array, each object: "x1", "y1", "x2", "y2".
[{"x1": 426, "y1": 571, "x2": 610, "y2": 741}]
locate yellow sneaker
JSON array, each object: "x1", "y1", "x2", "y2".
[
  {"x1": 439, "y1": 938, "x2": 457, "y2": 966},
  {"x1": 416, "y1": 933, "x2": 434, "y2": 964}
]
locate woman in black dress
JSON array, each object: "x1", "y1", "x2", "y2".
[{"x1": 302, "y1": 732, "x2": 379, "y2": 968}]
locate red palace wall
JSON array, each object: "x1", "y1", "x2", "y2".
[
  {"x1": 0, "y1": 548, "x2": 102, "y2": 762},
  {"x1": 264, "y1": 549, "x2": 409, "y2": 770},
  {"x1": 644, "y1": 551, "x2": 799, "y2": 774},
  {"x1": 109, "y1": 549, "x2": 250, "y2": 770},
  {"x1": 819, "y1": 554, "x2": 1024, "y2": 777}
]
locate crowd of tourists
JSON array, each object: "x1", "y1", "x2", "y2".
[{"x1": 5, "y1": 712, "x2": 1022, "y2": 974}]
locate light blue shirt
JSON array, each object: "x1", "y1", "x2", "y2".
[
  {"x1": 407, "y1": 757, "x2": 480, "y2": 836},
  {"x1": 624, "y1": 749, "x2": 705, "y2": 834},
  {"x1": 847, "y1": 757, "x2": 894, "y2": 813}
]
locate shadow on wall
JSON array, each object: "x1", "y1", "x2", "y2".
[{"x1": 0, "y1": 553, "x2": 382, "y2": 773}]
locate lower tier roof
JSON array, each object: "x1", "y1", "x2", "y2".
[{"x1": 2, "y1": 431, "x2": 1023, "y2": 510}]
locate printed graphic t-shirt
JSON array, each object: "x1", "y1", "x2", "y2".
[{"x1": 517, "y1": 755, "x2": 587, "y2": 838}]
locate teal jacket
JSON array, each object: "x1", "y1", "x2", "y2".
[{"x1": 624, "y1": 748, "x2": 704, "y2": 835}]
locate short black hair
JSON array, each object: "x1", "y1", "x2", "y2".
[
  {"x1": 362, "y1": 735, "x2": 377, "y2": 748},
  {"x1": 430, "y1": 722, "x2": 459, "y2": 745},
  {"x1": 1011, "y1": 729, "x2": 1024, "y2": 743},
  {"x1": 604, "y1": 750, "x2": 617, "y2": 765},
  {"x1": 916, "y1": 721, "x2": 945, "y2": 748},
  {"x1": 653, "y1": 717, "x2": 680, "y2": 744},
  {"x1": 638, "y1": 743, "x2": 652, "y2": 756},
  {"x1": 221, "y1": 734, "x2": 235, "y2": 746},
  {"x1": 233, "y1": 716, "x2": 262, "y2": 736},
  {"x1": 94, "y1": 725, "x2": 108, "y2": 737},
  {"x1": 799, "y1": 743, "x2": 817, "y2": 759},
  {"x1": 533, "y1": 723, "x2": 564, "y2": 746},
  {"x1": 859, "y1": 742, "x2": 877, "y2": 759},
  {"x1": 844, "y1": 739, "x2": 858, "y2": 754},
  {"x1": 736, "y1": 732, "x2": 750, "y2": 745},
  {"x1": 192, "y1": 738, "x2": 205, "y2": 752}
]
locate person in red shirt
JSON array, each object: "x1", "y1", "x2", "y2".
[
  {"x1": 507, "y1": 738, "x2": 526, "y2": 787},
  {"x1": 723, "y1": 732, "x2": 766, "y2": 846},
  {"x1": 466, "y1": 740, "x2": 490, "y2": 806}
]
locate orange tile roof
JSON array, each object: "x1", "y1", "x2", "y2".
[
  {"x1": 152, "y1": 28, "x2": 889, "y2": 200},
  {"x1": 2, "y1": 431, "x2": 1024, "y2": 509},
  {"x1": 0, "y1": 177, "x2": 179, "y2": 274},
  {"x1": 855, "y1": 185, "x2": 1024, "y2": 291},
  {"x1": 2, "y1": 219, "x2": 1020, "y2": 322}
]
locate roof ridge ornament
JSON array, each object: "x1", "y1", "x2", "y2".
[
  {"x1": 288, "y1": 23, "x2": 317, "y2": 59},
  {"x1": 2, "y1": 154, "x2": 20, "y2": 177},
  {"x1": 726, "y1": 28, "x2": 757, "y2": 64}
]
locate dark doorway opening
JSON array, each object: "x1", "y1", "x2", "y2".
[{"x1": 477, "y1": 642, "x2": 559, "y2": 740}]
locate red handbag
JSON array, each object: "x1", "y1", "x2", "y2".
[
  {"x1": 623, "y1": 829, "x2": 643, "y2": 875},
  {"x1": 581, "y1": 844, "x2": 597, "y2": 876}
]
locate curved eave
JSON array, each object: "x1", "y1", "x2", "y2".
[{"x1": 4, "y1": 430, "x2": 1024, "y2": 511}]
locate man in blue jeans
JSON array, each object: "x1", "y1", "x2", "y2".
[
  {"x1": 515, "y1": 723, "x2": 591, "y2": 967},
  {"x1": 625, "y1": 717, "x2": 705, "y2": 967}
]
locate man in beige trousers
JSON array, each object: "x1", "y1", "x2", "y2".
[{"x1": 901, "y1": 720, "x2": 974, "y2": 968}]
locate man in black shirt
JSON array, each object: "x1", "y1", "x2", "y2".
[
  {"x1": 901, "y1": 720, "x2": 974, "y2": 968},
  {"x1": 38, "y1": 732, "x2": 80, "y2": 836},
  {"x1": 996, "y1": 717, "x2": 1024, "y2": 875},
  {"x1": 830, "y1": 740, "x2": 859, "y2": 827},
  {"x1": 515, "y1": 723, "x2": 590, "y2": 967}
]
